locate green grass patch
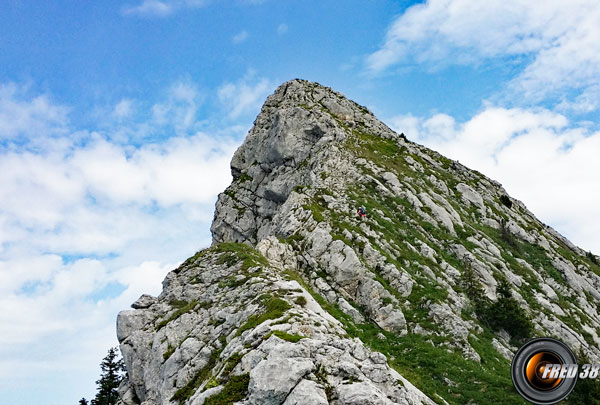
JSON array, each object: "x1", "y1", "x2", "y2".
[
  {"x1": 218, "y1": 276, "x2": 249, "y2": 289},
  {"x1": 346, "y1": 127, "x2": 414, "y2": 179},
  {"x1": 352, "y1": 128, "x2": 400, "y2": 157},
  {"x1": 303, "y1": 202, "x2": 325, "y2": 222},
  {"x1": 213, "y1": 242, "x2": 269, "y2": 271},
  {"x1": 204, "y1": 374, "x2": 250, "y2": 405},
  {"x1": 236, "y1": 172, "x2": 252, "y2": 182},
  {"x1": 282, "y1": 269, "x2": 355, "y2": 326},
  {"x1": 171, "y1": 347, "x2": 221, "y2": 404},
  {"x1": 470, "y1": 222, "x2": 565, "y2": 288},
  {"x1": 156, "y1": 300, "x2": 198, "y2": 330},
  {"x1": 181, "y1": 249, "x2": 208, "y2": 267},
  {"x1": 279, "y1": 271, "x2": 523, "y2": 404},
  {"x1": 285, "y1": 233, "x2": 305, "y2": 245},
  {"x1": 294, "y1": 296, "x2": 307, "y2": 306},
  {"x1": 271, "y1": 330, "x2": 304, "y2": 343},
  {"x1": 163, "y1": 344, "x2": 175, "y2": 360},
  {"x1": 332, "y1": 231, "x2": 353, "y2": 246},
  {"x1": 220, "y1": 352, "x2": 244, "y2": 380},
  {"x1": 338, "y1": 316, "x2": 524, "y2": 404},
  {"x1": 236, "y1": 296, "x2": 292, "y2": 336}
]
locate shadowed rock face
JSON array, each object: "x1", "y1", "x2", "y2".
[{"x1": 117, "y1": 79, "x2": 600, "y2": 405}]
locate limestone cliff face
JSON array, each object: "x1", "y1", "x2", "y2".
[{"x1": 117, "y1": 79, "x2": 600, "y2": 405}]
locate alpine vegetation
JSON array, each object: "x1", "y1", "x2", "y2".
[{"x1": 116, "y1": 80, "x2": 600, "y2": 405}]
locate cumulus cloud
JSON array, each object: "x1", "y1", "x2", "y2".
[
  {"x1": 0, "y1": 256, "x2": 176, "y2": 402},
  {"x1": 0, "y1": 134, "x2": 235, "y2": 255},
  {"x1": 0, "y1": 81, "x2": 240, "y2": 399},
  {"x1": 367, "y1": 0, "x2": 600, "y2": 109},
  {"x1": 387, "y1": 106, "x2": 600, "y2": 253},
  {"x1": 218, "y1": 73, "x2": 275, "y2": 119},
  {"x1": 0, "y1": 83, "x2": 69, "y2": 139}
]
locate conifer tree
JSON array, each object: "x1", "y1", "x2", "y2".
[
  {"x1": 486, "y1": 278, "x2": 533, "y2": 344},
  {"x1": 90, "y1": 347, "x2": 125, "y2": 405}
]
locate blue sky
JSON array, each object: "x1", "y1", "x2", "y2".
[{"x1": 1, "y1": 1, "x2": 599, "y2": 403}]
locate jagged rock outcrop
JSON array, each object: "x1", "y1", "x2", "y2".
[
  {"x1": 118, "y1": 79, "x2": 600, "y2": 405},
  {"x1": 117, "y1": 243, "x2": 432, "y2": 405}
]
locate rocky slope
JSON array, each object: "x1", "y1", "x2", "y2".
[{"x1": 117, "y1": 79, "x2": 600, "y2": 405}]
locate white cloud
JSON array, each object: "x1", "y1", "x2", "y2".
[
  {"x1": 277, "y1": 23, "x2": 288, "y2": 35},
  {"x1": 122, "y1": 0, "x2": 174, "y2": 17},
  {"x1": 387, "y1": 106, "x2": 600, "y2": 253},
  {"x1": 76, "y1": 134, "x2": 235, "y2": 205},
  {"x1": 367, "y1": 0, "x2": 600, "y2": 108},
  {"x1": 122, "y1": 0, "x2": 208, "y2": 17},
  {"x1": 218, "y1": 74, "x2": 274, "y2": 119},
  {"x1": 0, "y1": 82, "x2": 241, "y2": 402},
  {"x1": 113, "y1": 98, "x2": 134, "y2": 119},
  {"x1": 0, "y1": 256, "x2": 177, "y2": 403},
  {"x1": 0, "y1": 132, "x2": 236, "y2": 255},
  {"x1": 0, "y1": 83, "x2": 69, "y2": 139},
  {"x1": 232, "y1": 30, "x2": 249, "y2": 44},
  {"x1": 151, "y1": 80, "x2": 203, "y2": 133},
  {"x1": 556, "y1": 84, "x2": 600, "y2": 114}
]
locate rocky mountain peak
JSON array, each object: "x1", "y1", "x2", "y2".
[
  {"x1": 117, "y1": 80, "x2": 600, "y2": 405},
  {"x1": 212, "y1": 79, "x2": 396, "y2": 246},
  {"x1": 228, "y1": 79, "x2": 390, "y2": 180}
]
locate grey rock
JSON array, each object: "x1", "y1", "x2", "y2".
[
  {"x1": 189, "y1": 386, "x2": 224, "y2": 405},
  {"x1": 132, "y1": 294, "x2": 157, "y2": 309},
  {"x1": 248, "y1": 357, "x2": 314, "y2": 405},
  {"x1": 336, "y1": 381, "x2": 390, "y2": 405},
  {"x1": 117, "y1": 79, "x2": 600, "y2": 405},
  {"x1": 418, "y1": 193, "x2": 458, "y2": 235},
  {"x1": 282, "y1": 379, "x2": 328, "y2": 405},
  {"x1": 370, "y1": 351, "x2": 387, "y2": 364},
  {"x1": 456, "y1": 183, "x2": 484, "y2": 209},
  {"x1": 492, "y1": 338, "x2": 514, "y2": 361}
]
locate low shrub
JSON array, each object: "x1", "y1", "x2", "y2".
[{"x1": 499, "y1": 195, "x2": 512, "y2": 208}]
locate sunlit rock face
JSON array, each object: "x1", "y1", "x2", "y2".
[{"x1": 117, "y1": 79, "x2": 600, "y2": 405}]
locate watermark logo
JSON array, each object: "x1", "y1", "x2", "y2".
[{"x1": 511, "y1": 337, "x2": 600, "y2": 404}]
